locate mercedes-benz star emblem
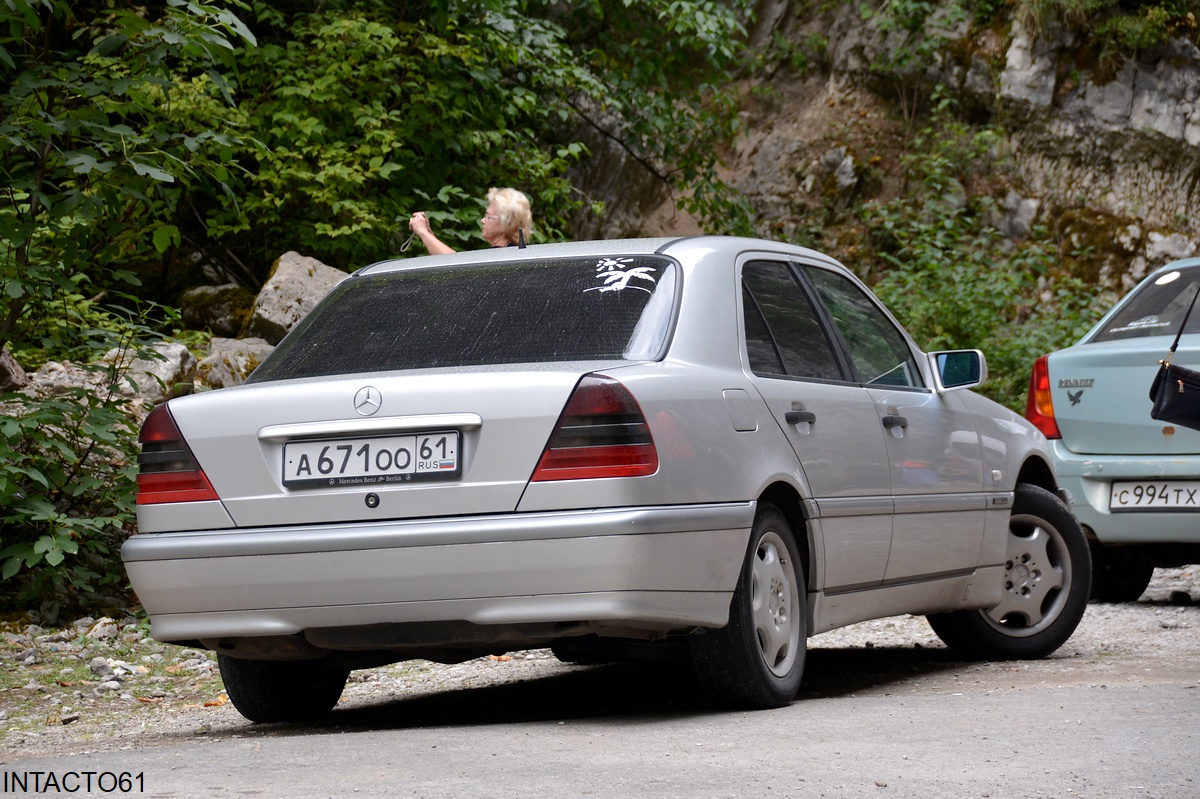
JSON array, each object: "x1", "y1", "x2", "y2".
[{"x1": 354, "y1": 386, "x2": 382, "y2": 416}]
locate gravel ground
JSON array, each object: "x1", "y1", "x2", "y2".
[{"x1": 3, "y1": 567, "x2": 1197, "y2": 761}]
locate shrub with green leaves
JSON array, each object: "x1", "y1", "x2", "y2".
[
  {"x1": 0, "y1": 298, "x2": 187, "y2": 614},
  {"x1": 0, "y1": 0, "x2": 253, "y2": 613},
  {"x1": 0, "y1": 385, "x2": 139, "y2": 613}
]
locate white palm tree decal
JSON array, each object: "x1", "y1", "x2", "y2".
[{"x1": 586, "y1": 258, "x2": 657, "y2": 294}]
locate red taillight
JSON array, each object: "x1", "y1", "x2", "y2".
[
  {"x1": 531, "y1": 375, "x2": 659, "y2": 482},
  {"x1": 135, "y1": 404, "x2": 219, "y2": 504},
  {"x1": 1024, "y1": 355, "x2": 1061, "y2": 440}
]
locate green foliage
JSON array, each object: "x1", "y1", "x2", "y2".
[
  {"x1": 0, "y1": 1, "x2": 258, "y2": 611},
  {"x1": 1093, "y1": 2, "x2": 1196, "y2": 54},
  {"x1": 188, "y1": 0, "x2": 754, "y2": 273},
  {"x1": 1012, "y1": 0, "x2": 1200, "y2": 60},
  {"x1": 551, "y1": 0, "x2": 754, "y2": 234},
  {"x1": 963, "y1": 0, "x2": 1009, "y2": 25},
  {"x1": 0, "y1": 387, "x2": 138, "y2": 607},
  {"x1": 0, "y1": 0, "x2": 257, "y2": 350},
  {"x1": 862, "y1": 94, "x2": 1103, "y2": 410},
  {"x1": 202, "y1": 5, "x2": 589, "y2": 266},
  {"x1": 9, "y1": 283, "x2": 132, "y2": 372},
  {"x1": 0, "y1": 313, "x2": 177, "y2": 611},
  {"x1": 0, "y1": 299, "x2": 182, "y2": 612},
  {"x1": 0, "y1": 1, "x2": 254, "y2": 610}
]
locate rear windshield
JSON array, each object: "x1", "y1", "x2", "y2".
[
  {"x1": 1091, "y1": 266, "x2": 1200, "y2": 343},
  {"x1": 247, "y1": 255, "x2": 678, "y2": 383}
]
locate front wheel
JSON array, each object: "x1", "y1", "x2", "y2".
[
  {"x1": 218, "y1": 655, "x2": 349, "y2": 723},
  {"x1": 927, "y1": 483, "x2": 1091, "y2": 660},
  {"x1": 690, "y1": 502, "x2": 806, "y2": 708}
]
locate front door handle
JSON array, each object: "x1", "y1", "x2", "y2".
[
  {"x1": 785, "y1": 410, "x2": 817, "y2": 425},
  {"x1": 882, "y1": 414, "x2": 908, "y2": 429}
]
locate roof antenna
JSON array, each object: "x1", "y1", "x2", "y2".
[{"x1": 518, "y1": 228, "x2": 526, "y2": 249}]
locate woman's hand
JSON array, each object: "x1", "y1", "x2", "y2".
[
  {"x1": 407, "y1": 211, "x2": 455, "y2": 255},
  {"x1": 409, "y1": 211, "x2": 432, "y2": 236}
]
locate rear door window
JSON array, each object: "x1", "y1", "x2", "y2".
[
  {"x1": 248, "y1": 256, "x2": 678, "y2": 382},
  {"x1": 741, "y1": 261, "x2": 845, "y2": 381}
]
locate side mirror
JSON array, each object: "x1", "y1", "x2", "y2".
[{"x1": 930, "y1": 349, "x2": 987, "y2": 392}]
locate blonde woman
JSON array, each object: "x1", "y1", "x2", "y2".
[{"x1": 408, "y1": 187, "x2": 533, "y2": 254}]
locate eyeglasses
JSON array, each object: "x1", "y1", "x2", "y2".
[{"x1": 481, "y1": 214, "x2": 500, "y2": 221}]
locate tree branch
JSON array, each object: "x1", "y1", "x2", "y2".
[{"x1": 563, "y1": 96, "x2": 674, "y2": 189}]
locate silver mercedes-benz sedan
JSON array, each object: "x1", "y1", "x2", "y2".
[{"x1": 123, "y1": 236, "x2": 1090, "y2": 723}]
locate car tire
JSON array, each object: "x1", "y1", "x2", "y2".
[
  {"x1": 218, "y1": 654, "x2": 349, "y2": 723},
  {"x1": 927, "y1": 483, "x2": 1091, "y2": 661},
  {"x1": 1089, "y1": 543, "x2": 1154, "y2": 603},
  {"x1": 690, "y1": 502, "x2": 806, "y2": 708}
]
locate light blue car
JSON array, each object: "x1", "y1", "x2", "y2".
[{"x1": 1026, "y1": 258, "x2": 1200, "y2": 601}]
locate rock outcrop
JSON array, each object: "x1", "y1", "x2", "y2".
[
  {"x1": 195, "y1": 337, "x2": 276, "y2": 389},
  {"x1": 822, "y1": 4, "x2": 1200, "y2": 247},
  {"x1": 245, "y1": 251, "x2": 349, "y2": 345},
  {"x1": 1, "y1": 345, "x2": 28, "y2": 391},
  {"x1": 180, "y1": 283, "x2": 256, "y2": 338},
  {"x1": 9, "y1": 252, "x2": 344, "y2": 416}
]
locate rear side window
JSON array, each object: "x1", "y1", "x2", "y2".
[
  {"x1": 1091, "y1": 267, "x2": 1200, "y2": 342},
  {"x1": 741, "y1": 261, "x2": 844, "y2": 381},
  {"x1": 248, "y1": 256, "x2": 678, "y2": 382}
]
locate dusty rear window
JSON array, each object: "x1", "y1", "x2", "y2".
[
  {"x1": 247, "y1": 255, "x2": 678, "y2": 383},
  {"x1": 1091, "y1": 267, "x2": 1200, "y2": 342}
]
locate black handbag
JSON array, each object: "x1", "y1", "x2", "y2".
[{"x1": 1149, "y1": 285, "x2": 1200, "y2": 431}]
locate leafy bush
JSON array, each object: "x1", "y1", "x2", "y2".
[
  {"x1": 0, "y1": 0, "x2": 254, "y2": 614},
  {"x1": 0, "y1": 328, "x2": 166, "y2": 617},
  {"x1": 0, "y1": 295, "x2": 189, "y2": 615},
  {"x1": 0, "y1": 385, "x2": 139, "y2": 614}
]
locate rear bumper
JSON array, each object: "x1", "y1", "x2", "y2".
[
  {"x1": 1049, "y1": 441, "x2": 1200, "y2": 544},
  {"x1": 121, "y1": 503, "x2": 753, "y2": 644}
]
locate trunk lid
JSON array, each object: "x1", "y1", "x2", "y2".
[
  {"x1": 167, "y1": 365, "x2": 615, "y2": 527},
  {"x1": 1047, "y1": 336, "x2": 1200, "y2": 455}
]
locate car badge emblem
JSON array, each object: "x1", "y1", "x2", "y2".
[
  {"x1": 354, "y1": 386, "x2": 382, "y2": 416},
  {"x1": 1068, "y1": 390, "x2": 1083, "y2": 406}
]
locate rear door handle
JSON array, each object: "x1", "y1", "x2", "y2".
[
  {"x1": 882, "y1": 414, "x2": 908, "y2": 429},
  {"x1": 785, "y1": 410, "x2": 817, "y2": 425}
]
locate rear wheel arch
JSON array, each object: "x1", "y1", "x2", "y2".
[{"x1": 758, "y1": 481, "x2": 812, "y2": 593}]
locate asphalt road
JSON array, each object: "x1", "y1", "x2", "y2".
[{"x1": 5, "y1": 577, "x2": 1199, "y2": 799}]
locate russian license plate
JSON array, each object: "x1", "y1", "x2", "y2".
[
  {"x1": 1110, "y1": 480, "x2": 1200, "y2": 512},
  {"x1": 283, "y1": 431, "x2": 460, "y2": 488}
]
